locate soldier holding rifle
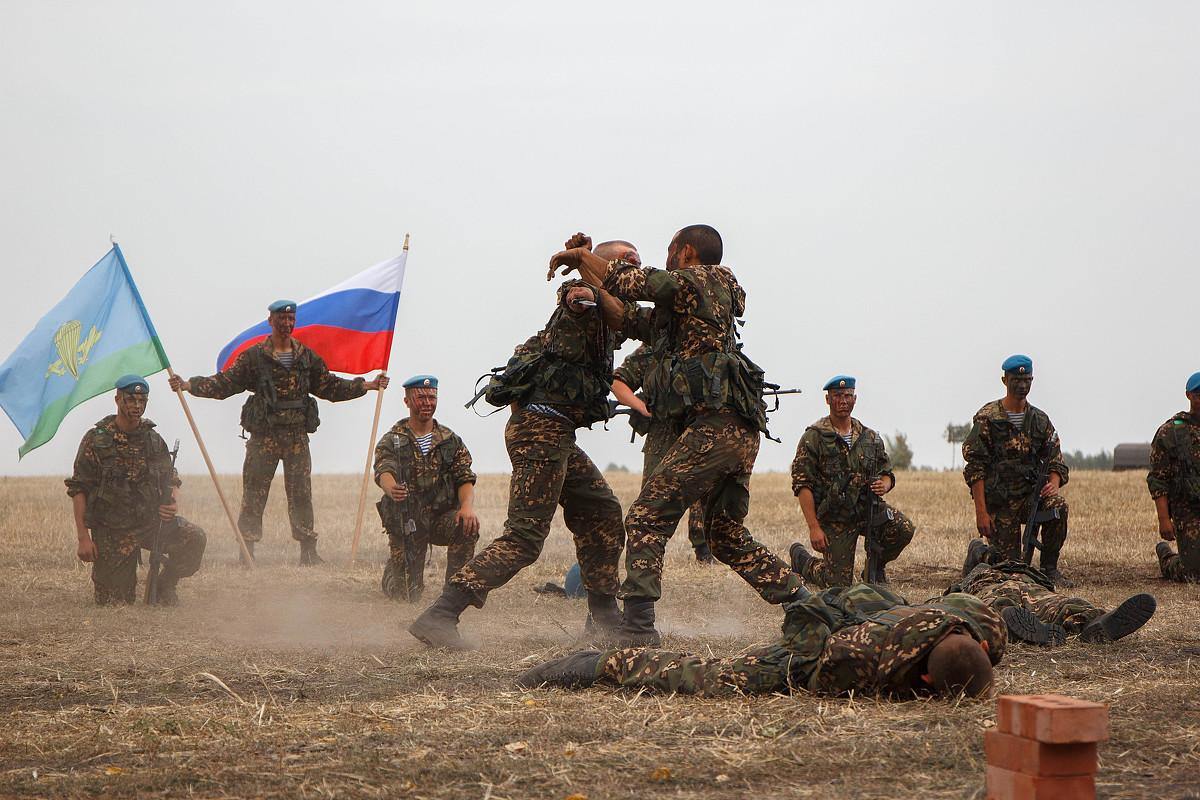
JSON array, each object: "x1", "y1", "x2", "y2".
[
  {"x1": 66, "y1": 375, "x2": 206, "y2": 605},
  {"x1": 788, "y1": 376, "x2": 915, "y2": 587}
]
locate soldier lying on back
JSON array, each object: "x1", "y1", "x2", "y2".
[
  {"x1": 518, "y1": 584, "x2": 1003, "y2": 699},
  {"x1": 788, "y1": 375, "x2": 916, "y2": 587},
  {"x1": 954, "y1": 540, "x2": 1156, "y2": 645},
  {"x1": 374, "y1": 374, "x2": 479, "y2": 602},
  {"x1": 1149, "y1": 371, "x2": 1200, "y2": 582},
  {"x1": 66, "y1": 375, "x2": 206, "y2": 606},
  {"x1": 962, "y1": 354, "x2": 1073, "y2": 587}
]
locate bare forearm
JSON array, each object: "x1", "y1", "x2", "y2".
[
  {"x1": 1155, "y1": 495, "x2": 1171, "y2": 522},
  {"x1": 797, "y1": 489, "x2": 820, "y2": 530},
  {"x1": 970, "y1": 481, "x2": 988, "y2": 512},
  {"x1": 457, "y1": 482, "x2": 475, "y2": 510},
  {"x1": 72, "y1": 494, "x2": 89, "y2": 540},
  {"x1": 612, "y1": 380, "x2": 639, "y2": 408},
  {"x1": 596, "y1": 287, "x2": 625, "y2": 329}
]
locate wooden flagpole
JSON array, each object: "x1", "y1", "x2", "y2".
[
  {"x1": 168, "y1": 366, "x2": 255, "y2": 566},
  {"x1": 349, "y1": 233, "x2": 409, "y2": 563}
]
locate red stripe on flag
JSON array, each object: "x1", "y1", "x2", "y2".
[{"x1": 218, "y1": 326, "x2": 393, "y2": 375}]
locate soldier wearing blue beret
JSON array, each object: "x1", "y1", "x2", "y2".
[
  {"x1": 1148, "y1": 371, "x2": 1200, "y2": 582},
  {"x1": 374, "y1": 374, "x2": 481, "y2": 602},
  {"x1": 789, "y1": 376, "x2": 917, "y2": 587},
  {"x1": 65, "y1": 374, "x2": 207, "y2": 605},
  {"x1": 960, "y1": 355, "x2": 1073, "y2": 587},
  {"x1": 168, "y1": 300, "x2": 389, "y2": 566}
]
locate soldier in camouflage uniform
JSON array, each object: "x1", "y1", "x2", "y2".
[
  {"x1": 548, "y1": 225, "x2": 805, "y2": 645},
  {"x1": 962, "y1": 355, "x2": 1072, "y2": 586},
  {"x1": 67, "y1": 375, "x2": 206, "y2": 605},
  {"x1": 612, "y1": 342, "x2": 713, "y2": 563},
  {"x1": 953, "y1": 543, "x2": 1155, "y2": 644},
  {"x1": 409, "y1": 236, "x2": 634, "y2": 649},
  {"x1": 170, "y1": 300, "x2": 387, "y2": 565},
  {"x1": 374, "y1": 374, "x2": 479, "y2": 602},
  {"x1": 788, "y1": 376, "x2": 915, "y2": 587},
  {"x1": 518, "y1": 584, "x2": 1003, "y2": 699},
  {"x1": 1149, "y1": 371, "x2": 1200, "y2": 582}
]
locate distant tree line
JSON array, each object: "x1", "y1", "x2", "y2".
[{"x1": 1062, "y1": 449, "x2": 1113, "y2": 470}]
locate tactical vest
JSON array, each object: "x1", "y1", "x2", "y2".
[
  {"x1": 640, "y1": 269, "x2": 769, "y2": 432},
  {"x1": 239, "y1": 345, "x2": 320, "y2": 434},
  {"x1": 85, "y1": 424, "x2": 171, "y2": 530},
  {"x1": 484, "y1": 283, "x2": 614, "y2": 425},
  {"x1": 809, "y1": 427, "x2": 883, "y2": 523},
  {"x1": 1171, "y1": 418, "x2": 1200, "y2": 514},
  {"x1": 983, "y1": 409, "x2": 1050, "y2": 505}
]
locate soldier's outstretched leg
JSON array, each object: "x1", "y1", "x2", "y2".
[
  {"x1": 151, "y1": 516, "x2": 207, "y2": 605},
  {"x1": 560, "y1": 446, "x2": 625, "y2": 638},
  {"x1": 1036, "y1": 494, "x2": 1071, "y2": 587},
  {"x1": 239, "y1": 433, "x2": 282, "y2": 559}
]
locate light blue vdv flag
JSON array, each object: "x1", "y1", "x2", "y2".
[{"x1": 0, "y1": 245, "x2": 169, "y2": 458}]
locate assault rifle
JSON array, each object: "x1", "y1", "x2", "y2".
[
  {"x1": 607, "y1": 385, "x2": 804, "y2": 441},
  {"x1": 863, "y1": 475, "x2": 886, "y2": 584},
  {"x1": 465, "y1": 366, "x2": 506, "y2": 411},
  {"x1": 1020, "y1": 451, "x2": 1057, "y2": 565},
  {"x1": 144, "y1": 438, "x2": 180, "y2": 605}
]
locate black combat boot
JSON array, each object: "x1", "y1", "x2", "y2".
[
  {"x1": 693, "y1": 543, "x2": 715, "y2": 564},
  {"x1": 616, "y1": 598, "x2": 662, "y2": 647},
  {"x1": 298, "y1": 538, "x2": 324, "y2": 566},
  {"x1": 962, "y1": 538, "x2": 991, "y2": 577},
  {"x1": 581, "y1": 592, "x2": 622, "y2": 640},
  {"x1": 408, "y1": 585, "x2": 474, "y2": 649},
  {"x1": 1155, "y1": 541, "x2": 1175, "y2": 566},
  {"x1": 1000, "y1": 606, "x2": 1066, "y2": 646},
  {"x1": 1039, "y1": 549, "x2": 1073, "y2": 588},
  {"x1": 789, "y1": 542, "x2": 814, "y2": 576},
  {"x1": 516, "y1": 650, "x2": 603, "y2": 689},
  {"x1": 1079, "y1": 594, "x2": 1157, "y2": 643}
]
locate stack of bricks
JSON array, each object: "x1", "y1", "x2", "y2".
[{"x1": 985, "y1": 694, "x2": 1108, "y2": 800}]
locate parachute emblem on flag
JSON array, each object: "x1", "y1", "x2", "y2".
[{"x1": 46, "y1": 320, "x2": 103, "y2": 380}]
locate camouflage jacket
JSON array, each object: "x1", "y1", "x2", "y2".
[
  {"x1": 485, "y1": 280, "x2": 621, "y2": 426},
  {"x1": 779, "y1": 585, "x2": 1006, "y2": 697},
  {"x1": 1148, "y1": 411, "x2": 1200, "y2": 516},
  {"x1": 962, "y1": 400, "x2": 1068, "y2": 508},
  {"x1": 613, "y1": 342, "x2": 681, "y2": 456},
  {"x1": 65, "y1": 416, "x2": 180, "y2": 530},
  {"x1": 791, "y1": 417, "x2": 895, "y2": 523},
  {"x1": 188, "y1": 339, "x2": 366, "y2": 431},
  {"x1": 373, "y1": 418, "x2": 476, "y2": 518},
  {"x1": 604, "y1": 263, "x2": 768, "y2": 430},
  {"x1": 945, "y1": 560, "x2": 1057, "y2": 597}
]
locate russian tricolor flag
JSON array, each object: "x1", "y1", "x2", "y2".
[{"x1": 216, "y1": 252, "x2": 407, "y2": 375}]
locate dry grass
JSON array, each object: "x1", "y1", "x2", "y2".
[{"x1": 0, "y1": 469, "x2": 1197, "y2": 799}]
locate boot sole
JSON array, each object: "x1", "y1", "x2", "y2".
[
  {"x1": 1001, "y1": 606, "x2": 1065, "y2": 646},
  {"x1": 1081, "y1": 593, "x2": 1156, "y2": 643}
]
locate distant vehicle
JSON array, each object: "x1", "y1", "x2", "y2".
[{"x1": 1113, "y1": 443, "x2": 1151, "y2": 471}]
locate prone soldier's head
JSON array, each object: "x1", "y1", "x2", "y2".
[
  {"x1": 403, "y1": 375, "x2": 438, "y2": 422},
  {"x1": 267, "y1": 300, "x2": 298, "y2": 338},
  {"x1": 922, "y1": 633, "x2": 993, "y2": 698},
  {"x1": 114, "y1": 374, "x2": 150, "y2": 423},
  {"x1": 1187, "y1": 371, "x2": 1200, "y2": 412},
  {"x1": 1000, "y1": 354, "x2": 1033, "y2": 400},
  {"x1": 823, "y1": 375, "x2": 857, "y2": 419},
  {"x1": 666, "y1": 224, "x2": 722, "y2": 271}
]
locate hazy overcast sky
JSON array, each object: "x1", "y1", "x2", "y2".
[{"x1": 1, "y1": 2, "x2": 1196, "y2": 479}]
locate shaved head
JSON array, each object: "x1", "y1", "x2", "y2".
[
  {"x1": 926, "y1": 634, "x2": 993, "y2": 698},
  {"x1": 593, "y1": 239, "x2": 639, "y2": 264}
]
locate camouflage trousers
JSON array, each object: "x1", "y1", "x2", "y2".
[
  {"x1": 1159, "y1": 512, "x2": 1200, "y2": 582},
  {"x1": 956, "y1": 562, "x2": 1101, "y2": 634},
  {"x1": 90, "y1": 516, "x2": 207, "y2": 605},
  {"x1": 240, "y1": 427, "x2": 315, "y2": 543},
  {"x1": 382, "y1": 508, "x2": 477, "y2": 602},
  {"x1": 989, "y1": 491, "x2": 1068, "y2": 564},
  {"x1": 449, "y1": 409, "x2": 624, "y2": 607},
  {"x1": 620, "y1": 411, "x2": 802, "y2": 603},
  {"x1": 598, "y1": 642, "x2": 800, "y2": 696},
  {"x1": 800, "y1": 504, "x2": 916, "y2": 587},
  {"x1": 643, "y1": 429, "x2": 707, "y2": 551}
]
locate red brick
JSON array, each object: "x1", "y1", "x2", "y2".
[
  {"x1": 996, "y1": 694, "x2": 1109, "y2": 743},
  {"x1": 986, "y1": 765, "x2": 1095, "y2": 800},
  {"x1": 984, "y1": 730, "x2": 1098, "y2": 776}
]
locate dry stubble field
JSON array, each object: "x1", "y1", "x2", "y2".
[{"x1": 0, "y1": 469, "x2": 1197, "y2": 799}]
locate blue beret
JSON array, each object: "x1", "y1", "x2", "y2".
[
  {"x1": 823, "y1": 375, "x2": 856, "y2": 391},
  {"x1": 403, "y1": 374, "x2": 438, "y2": 390},
  {"x1": 268, "y1": 299, "x2": 297, "y2": 313},
  {"x1": 1002, "y1": 354, "x2": 1033, "y2": 375},
  {"x1": 563, "y1": 562, "x2": 586, "y2": 599},
  {"x1": 1187, "y1": 372, "x2": 1200, "y2": 394},
  {"x1": 115, "y1": 374, "x2": 149, "y2": 394}
]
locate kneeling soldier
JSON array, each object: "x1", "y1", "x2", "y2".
[
  {"x1": 374, "y1": 375, "x2": 480, "y2": 602},
  {"x1": 1149, "y1": 370, "x2": 1200, "y2": 582},
  {"x1": 789, "y1": 376, "x2": 915, "y2": 587},
  {"x1": 66, "y1": 375, "x2": 206, "y2": 605}
]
